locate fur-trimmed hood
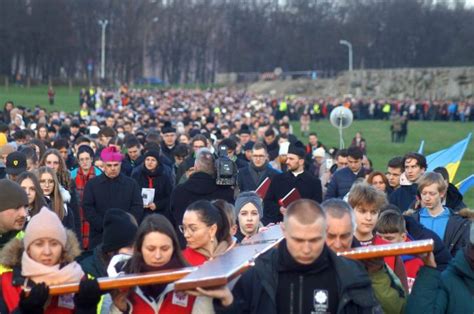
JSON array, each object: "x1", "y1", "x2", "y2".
[{"x1": 0, "y1": 230, "x2": 81, "y2": 268}]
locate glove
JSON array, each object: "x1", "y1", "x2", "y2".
[
  {"x1": 19, "y1": 282, "x2": 49, "y2": 314},
  {"x1": 74, "y1": 278, "x2": 102, "y2": 312}
]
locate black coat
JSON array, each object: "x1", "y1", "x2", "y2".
[
  {"x1": 263, "y1": 171, "x2": 322, "y2": 225},
  {"x1": 237, "y1": 164, "x2": 280, "y2": 192},
  {"x1": 389, "y1": 184, "x2": 418, "y2": 212},
  {"x1": 169, "y1": 172, "x2": 234, "y2": 244},
  {"x1": 82, "y1": 173, "x2": 143, "y2": 249},
  {"x1": 214, "y1": 243, "x2": 381, "y2": 314},
  {"x1": 121, "y1": 155, "x2": 144, "y2": 177},
  {"x1": 131, "y1": 164, "x2": 173, "y2": 218}
]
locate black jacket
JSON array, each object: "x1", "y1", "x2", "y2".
[
  {"x1": 263, "y1": 171, "x2": 322, "y2": 225},
  {"x1": 121, "y1": 155, "x2": 144, "y2": 177},
  {"x1": 404, "y1": 215, "x2": 452, "y2": 271},
  {"x1": 407, "y1": 208, "x2": 472, "y2": 258},
  {"x1": 131, "y1": 163, "x2": 173, "y2": 218},
  {"x1": 445, "y1": 183, "x2": 466, "y2": 212},
  {"x1": 215, "y1": 243, "x2": 381, "y2": 314},
  {"x1": 237, "y1": 163, "x2": 280, "y2": 192},
  {"x1": 389, "y1": 184, "x2": 418, "y2": 212},
  {"x1": 169, "y1": 172, "x2": 234, "y2": 244},
  {"x1": 82, "y1": 173, "x2": 143, "y2": 249}
]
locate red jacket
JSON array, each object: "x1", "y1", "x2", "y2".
[
  {"x1": 0, "y1": 271, "x2": 73, "y2": 314},
  {"x1": 127, "y1": 285, "x2": 195, "y2": 314},
  {"x1": 182, "y1": 248, "x2": 208, "y2": 266}
]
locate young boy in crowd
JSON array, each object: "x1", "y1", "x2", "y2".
[{"x1": 375, "y1": 209, "x2": 424, "y2": 291}]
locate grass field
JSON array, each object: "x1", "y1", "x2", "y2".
[
  {"x1": 292, "y1": 120, "x2": 473, "y2": 207},
  {"x1": 0, "y1": 85, "x2": 81, "y2": 113},
  {"x1": 1, "y1": 85, "x2": 472, "y2": 206}
]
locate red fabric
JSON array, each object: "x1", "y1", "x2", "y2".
[
  {"x1": 128, "y1": 289, "x2": 195, "y2": 314},
  {"x1": 74, "y1": 167, "x2": 96, "y2": 250},
  {"x1": 1, "y1": 271, "x2": 73, "y2": 313},
  {"x1": 182, "y1": 248, "x2": 208, "y2": 266}
]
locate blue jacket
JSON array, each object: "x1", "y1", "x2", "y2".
[
  {"x1": 325, "y1": 167, "x2": 366, "y2": 200},
  {"x1": 70, "y1": 166, "x2": 102, "y2": 180}
]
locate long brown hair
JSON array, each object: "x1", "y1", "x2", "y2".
[
  {"x1": 126, "y1": 215, "x2": 188, "y2": 274},
  {"x1": 16, "y1": 171, "x2": 47, "y2": 217},
  {"x1": 39, "y1": 148, "x2": 72, "y2": 190},
  {"x1": 34, "y1": 166, "x2": 65, "y2": 220}
]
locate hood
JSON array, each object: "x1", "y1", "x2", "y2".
[
  {"x1": 457, "y1": 207, "x2": 474, "y2": 219},
  {"x1": 449, "y1": 249, "x2": 474, "y2": 282},
  {"x1": 0, "y1": 230, "x2": 81, "y2": 268},
  {"x1": 183, "y1": 172, "x2": 219, "y2": 195}
]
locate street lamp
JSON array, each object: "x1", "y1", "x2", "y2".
[
  {"x1": 98, "y1": 19, "x2": 109, "y2": 81},
  {"x1": 339, "y1": 40, "x2": 353, "y2": 72}
]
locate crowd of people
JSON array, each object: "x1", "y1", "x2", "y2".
[{"x1": 0, "y1": 86, "x2": 472, "y2": 314}]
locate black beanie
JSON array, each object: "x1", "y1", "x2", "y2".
[
  {"x1": 144, "y1": 150, "x2": 161, "y2": 163},
  {"x1": 102, "y1": 208, "x2": 138, "y2": 253},
  {"x1": 0, "y1": 179, "x2": 29, "y2": 212},
  {"x1": 287, "y1": 141, "x2": 306, "y2": 158}
]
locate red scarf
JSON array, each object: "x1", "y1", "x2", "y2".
[{"x1": 75, "y1": 167, "x2": 96, "y2": 249}]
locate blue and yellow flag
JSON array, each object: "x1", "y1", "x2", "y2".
[
  {"x1": 456, "y1": 174, "x2": 474, "y2": 196},
  {"x1": 426, "y1": 133, "x2": 472, "y2": 182}
]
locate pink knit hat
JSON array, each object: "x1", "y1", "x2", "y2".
[
  {"x1": 23, "y1": 207, "x2": 67, "y2": 248},
  {"x1": 100, "y1": 146, "x2": 123, "y2": 162}
]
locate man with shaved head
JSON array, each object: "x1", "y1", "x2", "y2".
[{"x1": 205, "y1": 199, "x2": 381, "y2": 313}]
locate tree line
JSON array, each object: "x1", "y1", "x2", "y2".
[{"x1": 0, "y1": 0, "x2": 473, "y2": 85}]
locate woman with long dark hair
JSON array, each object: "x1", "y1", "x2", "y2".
[
  {"x1": 181, "y1": 200, "x2": 234, "y2": 266},
  {"x1": 110, "y1": 215, "x2": 197, "y2": 313},
  {"x1": 16, "y1": 171, "x2": 47, "y2": 221}
]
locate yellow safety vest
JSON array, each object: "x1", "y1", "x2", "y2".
[{"x1": 279, "y1": 101, "x2": 288, "y2": 111}]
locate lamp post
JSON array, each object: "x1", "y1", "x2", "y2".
[
  {"x1": 339, "y1": 40, "x2": 353, "y2": 72},
  {"x1": 98, "y1": 19, "x2": 109, "y2": 81}
]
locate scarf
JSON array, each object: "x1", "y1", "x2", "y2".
[
  {"x1": 21, "y1": 252, "x2": 84, "y2": 286},
  {"x1": 249, "y1": 161, "x2": 268, "y2": 185},
  {"x1": 140, "y1": 255, "x2": 184, "y2": 300},
  {"x1": 195, "y1": 239, "x2": 234, "y2": 260}
]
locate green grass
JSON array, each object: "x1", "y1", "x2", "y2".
[
  {"x1": 0, "y1": 85, "x2": 81, "y2": 113},
  {"x1": 292, "y1": 120, "x2": 474, "y2": 207},
  {"x1": 1, "y1": 85, "x2": 472, "y2": 205}
]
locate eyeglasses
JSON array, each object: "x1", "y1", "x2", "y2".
[{"x1": 178, "y1": 225, "x2": 204, "y2": 235}]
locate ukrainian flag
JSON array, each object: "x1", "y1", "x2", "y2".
[
  {"x1": 456, "y1": 174, "x2": 474, "y2": 196},
  {"x1": 426, "y1": 133, "x2": 472, "y2": 182}
]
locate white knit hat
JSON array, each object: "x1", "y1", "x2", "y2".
[{"x1": 23, "y1": 207, "x2": 67, "y2": 249}]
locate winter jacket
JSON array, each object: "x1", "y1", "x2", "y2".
[
  {"x1": 325, "y1": 167, "x2": 366, "y2": 200},
  {"x1": 406, "y1": 249, "x2": 474, "y2": 314},
  {"x1": 82, "y1": 173, "x2": 144, "y2": 249},
  {"x1": 389, "y1": 184, "x2": 418, "y2": 213},
  {"x1": 263, "y1": 171, "x2": 322, "y2": 225},
  {"x1": 169, "y1": 172, "x2": 234, "y2": 245},
  {"x1": 214, "y1": 244, "x2": 381, "y2": 314},
  {"x1": 445, "y1": 183, "x2": 466, "y2": 212},
  {"x1": 77, "y1": 245, "x2": 108, "y2": 279},
  {"x1": 109, "y1": 284, "x2": 195, "y2": 314},
  {"x1": 0, "y1": 230, "x2": 84, "y2": 314},
  {"x1": 121, "y1": 155, "x2": 144, "y2": 177},
  {"x1": 131, "y1": 164, "x2": 173, "y2": 218},
  {"x1": 406, "y1": 208, "x2": 472, "y2": 257},
  {"x1": 404, "y1": 216, "x2": 452, "y2": 271},
  {"x1": 237, "y1": 163, "x2": 280, "y2": 192}
]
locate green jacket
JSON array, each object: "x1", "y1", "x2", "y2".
[
  {"x1": 406, "y1": 250, "x2": 474, "y2": 313},
  {"x1": 369, "y1": 266, "x2": 406, "y2": 314}
]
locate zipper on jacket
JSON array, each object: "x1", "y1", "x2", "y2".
[
  {"x1": 298, "y1": 275, "x2": 303, "y2": 314},
  {"x1": 290, "y1": 282, "x2": 294, "y2": 314}
]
